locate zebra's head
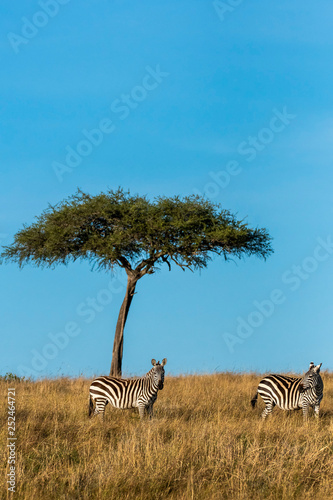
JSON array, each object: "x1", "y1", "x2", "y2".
[
  {"x1": 151, "y1": 358, "x2": 167, "y2": 390},
  {"x1": 299, "y1": 362, "x2": 323, "y2": 392}
]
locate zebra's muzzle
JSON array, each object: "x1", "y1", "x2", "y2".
[{"x1": 158, "y1": 381, "x2": 164, "y2": 390}]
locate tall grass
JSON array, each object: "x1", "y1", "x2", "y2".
[{"x1": 1, "y1": 372, "x2": 333, "y2": 499}]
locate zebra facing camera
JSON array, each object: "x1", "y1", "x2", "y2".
[
  {"x1": 89, "y1": 357, "x2": 167, "y2": 420},
  {"x1": 151, "y1": 358, "x2": 167, "y2": 366}
]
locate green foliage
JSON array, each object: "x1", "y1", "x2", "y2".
[
  {"x1": 0, "y1": 188, "x2": 273, "y2": 274},
  {"x1": 0, "y1": 372, "x2": 27, "y2": 382}
]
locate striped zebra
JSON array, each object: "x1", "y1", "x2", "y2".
[
  {"x1": 89, "y1": 358, "x2": 167, "y2": 420},
  {"x1": 251, "y1": 362, "x2": 323, "y2": 420}
]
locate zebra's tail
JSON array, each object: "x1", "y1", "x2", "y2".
[
  {"x1": 251, "y1": 392, "x2": 258, "y2": 409},
  {"x1": 88, "y1": 395, "x2": 94, "y2": 418}
]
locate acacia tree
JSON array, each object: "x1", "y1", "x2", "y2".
[{"x1": 0, "y1": 189, "x2": 273, "y2": 376}]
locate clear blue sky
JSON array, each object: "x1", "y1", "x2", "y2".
[{"x1": 1, "y1": 1, "x2": 333, "y2": 379}]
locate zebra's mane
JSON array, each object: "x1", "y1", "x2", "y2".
[{"x1": 126, "y1": 367, "x2": 155, "y2": 381}]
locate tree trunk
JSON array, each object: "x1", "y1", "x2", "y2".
[{"x1": 109, "y1": 274, "x2": 138, "y2": 377}]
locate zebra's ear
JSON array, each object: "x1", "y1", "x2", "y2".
[
  {"x1": 314, "y1": 363, "x2": 322, "y2": 373},
  {"x1": 309, "y1": 362, "x2": 315, "y2": 370},
  {"x1": 151, "y1": 359, "x2": 157, "y2": 366},
  {"x1": 161, "y1": 358, "x2": 167, "y2": 366}
]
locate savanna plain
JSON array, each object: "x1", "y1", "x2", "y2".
[{"x1": 1, "y1": 372, "x2": 333, "y2": 499}]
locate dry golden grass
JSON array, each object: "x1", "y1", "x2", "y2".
[{"x1": 1, "y1": 372, "x2": 333, "y2": 499}]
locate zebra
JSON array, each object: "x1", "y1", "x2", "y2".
[
  {"x1": 89, "y1": 358, "x2": 167, "y2": 420},
  {"x1": 251, "y1": 362, "x2": 323, "y2": 420}
]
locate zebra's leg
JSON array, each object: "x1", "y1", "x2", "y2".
[
  {"x1": 314, "y1": 404, "x2": 320, "y2": 419},
  {"x1": 147, "y1": 403, "x2": 154, "y2": 419},
  {"x1": 94, "y1": 398, "x2": 107, "y2": 421},
  {"x1": 261, "y1": 401, "x2": 274, "y2": 419},
  {"x1": 138, "y1": 405, "x2": 145, "y2": 419},
  {"x1": 302, "y1": 402, "x2": 310, "y2": 421}
]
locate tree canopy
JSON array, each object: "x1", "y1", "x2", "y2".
[{"x1": 0, "y1": 188, "x2": 272, "y2": 273}]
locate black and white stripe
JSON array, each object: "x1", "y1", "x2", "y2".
[
  {"x1": 89, "y1": 358, "x2": 167, "y2": 419},
  {"x1": 251, "y1": 362, "x2": 323, "y2": 419}
]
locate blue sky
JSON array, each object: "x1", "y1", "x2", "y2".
[{"x1": 1, "y1": 1, "x2": 333, "y2": 379}]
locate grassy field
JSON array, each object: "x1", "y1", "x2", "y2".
[{"x1": 1, "y1": 372, "x2": 333, "y2": 499}]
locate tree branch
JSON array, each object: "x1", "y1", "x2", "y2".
[
  {"x1": 170, "y1": 255, "x2": 193, "y2": 272},
  {"x1": 161, "y1": 255, "x2": 171, "y2": 271},
  {"x1": 117, "y1": 256, "x2": 132, "y2": 272},
  {"x1": 135, "y1": 250, "x2": 166, "y2": 273}
]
